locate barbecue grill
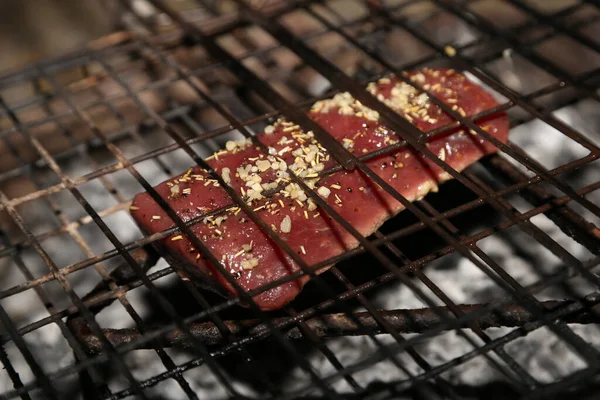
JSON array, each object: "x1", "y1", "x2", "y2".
[{"x1": 0, "y1": 0, "x2": 599, "y2": 399}]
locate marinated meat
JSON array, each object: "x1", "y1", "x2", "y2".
[{"x1": 131, "y1": 69, "x2": 509, "y2": 310}]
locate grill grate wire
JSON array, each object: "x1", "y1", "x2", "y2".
[{"x1": 0, "y1": 0, "x2": 598, "y2": 399}]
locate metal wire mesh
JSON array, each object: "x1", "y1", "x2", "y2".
[{"x1": 0, "y1": 0, "x2": 599, "y2": 398}]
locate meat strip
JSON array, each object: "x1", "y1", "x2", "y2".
[{"x1": 131, "y1": 69, "x2": 509, "y2": 310}]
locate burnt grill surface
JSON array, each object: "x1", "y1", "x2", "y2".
[{"x1": 0, "y1": 0, "x2": 599, "y2": 399}]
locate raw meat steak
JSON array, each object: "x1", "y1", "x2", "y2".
[{"x1": 131, "y1": 69, "x2": 509, "y2": 310}]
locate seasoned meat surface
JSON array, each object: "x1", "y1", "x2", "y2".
[{"x1": 131, "y1": 69, "x2": 509, "y2": 310}]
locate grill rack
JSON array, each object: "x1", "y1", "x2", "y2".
[{"x1": 0, "y1": 0, "x2": 599, "y2": 399}]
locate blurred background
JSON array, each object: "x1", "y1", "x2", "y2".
[{"x1": 0, "y1": 0, "x2": 115, "y2": 73}]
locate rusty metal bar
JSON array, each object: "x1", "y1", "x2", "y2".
[{"x1": 76, "y1": 292, "x2": 600, "y2": 354}]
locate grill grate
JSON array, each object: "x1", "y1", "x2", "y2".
[{"x1": 0, "y1": 0, "x2": 599, "y2": 399}]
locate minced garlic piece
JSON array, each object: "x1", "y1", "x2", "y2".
[
  {"x1": 438, "y1": 148, "x2": 446, "y2": 162},
  {"x1": 317, "y1": 186, "x2": 331, "y2": 198},
  {"x1": 256, "y1": 160, "x2": 271, "y2": 172},
  {"x1": 241, "y1": 258, "x2": 259, "y2": 270},
  {"x1": 221, "y1": 167, "x2": 231, "y2": 184},
  {"x1": 225, "y1": 141, "x2": 237, "y2": 151},
  {"x1": 280, "y1": 215, "x2": 292, "y2": 233}
]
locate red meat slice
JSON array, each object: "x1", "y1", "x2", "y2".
[{"x1": 131, "y1": 69, "x2": 509, "y2": 310}]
